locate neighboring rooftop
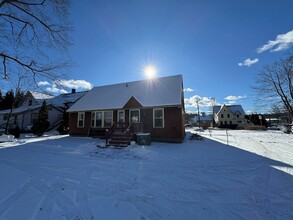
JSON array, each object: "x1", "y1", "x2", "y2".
[
  {"x1": 213, "y1": 105, "x2": 246, "y2": 115},
  {"x1": 30, "y1": 91, "x2": 55, "y2": 103}
]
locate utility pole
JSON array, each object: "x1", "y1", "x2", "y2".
[
  {"x1": 210, "y1": 97, "x2": 216, "y2": 127},
  {"x1": 196, "y1": 100, "x2": 201, "y2": 128}
]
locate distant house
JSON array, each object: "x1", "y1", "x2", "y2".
[
  {"x1": 213, "y1": 105, "x2": 247, "y2": 129},
  {"x1": 192, "y1": 115, "x2": 213, "y2": 128},
  {"x1": 67, "y1": 75, "x2": 185, "y2": 143},
  {"x1": 0, "y1": 89, "x2": 86, "y2": 131}
]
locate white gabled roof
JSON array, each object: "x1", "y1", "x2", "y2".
[
  {"x1": 213, "y1": 105, "x2": 245, "y2": 115},
  {"x1": 67, "y1": 75, "x2": 183, "y2": 112},
  {"x1": 48, "y1": 91, "x2": 87, "y2": 108},
  {"x1": 30, "y1": 91, "x2": 55, "y2": 102}
]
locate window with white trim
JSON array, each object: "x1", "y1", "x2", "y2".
[
  {"x1": 77, "y1": 112, "x2": 85, "y2": 128},
  {"x1": 153, "y1": 108, "x2": 164, "y2": 128},
  {"x1": 91, "y1": 111, "x2": 113, "y2": 128},
  {"x1": 117, "y1": 110, "x2": 125, "y2": 122},
  {"x1": 129, "y1": 109, "x2": 140, "y2": 122},
  {"x1": 104, "y1": 111, "x2": 113, "y2": 127}
]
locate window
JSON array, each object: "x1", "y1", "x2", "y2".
[
  {"x1": 117, "y1": 110, "x2": 125, "y2": 122},
  {"x1": 153, "y1": 108, "x2": 164, "y2": 128},
  {"x1": 91, "y1": 111, "x2": 112, "y2": 128},
  {"x1": 221, "y1": 114, "x2": 224, "y2": 118},
  {"x1": 129, "y1": 109, "x2": 140, "y2": 122},
  {"x1": 104, "y1": 111, "x2": 113, "y2": 127},
  {"x1": 227, "y1": 114, "x2": 230, "y2": 118},
  {"x1": 31, "y1": 113, "x2": 38, "y2": 125},
  {"x1": 229, "y1": 121, "x2": 232, "y2": 125},
  {"x1": 77, "y1": 112, "x2": 85, "y2": 128},
  {"x1": 29, "y1": 99, "x2": 32, "y2": 106}
]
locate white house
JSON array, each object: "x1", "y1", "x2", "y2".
[
  {"x1": 0, "y1": 90, "x2": 86, "y2": 131},
  {"x1": 213, "y1": 104, "x2": 247, "y2": 128}
]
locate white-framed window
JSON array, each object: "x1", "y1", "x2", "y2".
[
  {"x1": 153, "y1": 108, "x2": 164, "y2": 128},
  {"x1": 77, "y1": 112, "x2": 85, "y2": 128},
  {"x1": 117, "y1": 110, "x2": 125, "y2": 123},
  {"x1": 91, "y1": 111, "x2": 113, "y2": 128},
  {"x1": 129, "y1": 109, "x2": 140, "y2": 123},
  {"x1": 104, "y1": 111, "x2": 113, "y2": 127}
]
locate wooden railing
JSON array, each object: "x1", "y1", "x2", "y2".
[
  {"x1": 105, "y1": 122, "x2": 130, "y2": 145},
  {"x1": 105, "y1": 122, "x2": 143, "y2": 146}
]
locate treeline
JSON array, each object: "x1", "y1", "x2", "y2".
[{"x1": 0, "y1": 89, "x2": 25, "y2": 110}]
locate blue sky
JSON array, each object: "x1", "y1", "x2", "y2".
[{"x1": 39, "y1": 0, "x2": 293, "y2": 114}]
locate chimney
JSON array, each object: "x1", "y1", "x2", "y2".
[{"x1": 72, "y1": 88, "x2": 76, "y2": 93}]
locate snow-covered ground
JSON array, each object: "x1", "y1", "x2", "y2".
[{"x1": 0, "y1": 129, "x2": 292, "y2": 220}]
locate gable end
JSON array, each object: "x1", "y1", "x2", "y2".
[{"x1": 123, "y1": 96, "x2": 143, "y2": 108}]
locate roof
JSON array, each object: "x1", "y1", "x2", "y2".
[
  {"x1": 48, "y1": 91, "x2": 87, "y2": 108},
  {"x1": 30, "y1": 91, "x2": 55, "y2": 103},
  {"x1": 213, "y1": 105, "x2": 246, "y2": 115},
  {"x1": 0, "y1": 104, "x2": 61, "y2": 115},
  {"x1": 67, "y1": 75, "x2": 183, "y2": 112},
  {"x1": 0, "y1": 91, "x2": 87, "y2": 115}
]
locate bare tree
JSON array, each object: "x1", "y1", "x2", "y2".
[
  {"x1": 254, "y1": 55, "x2": 293, "y2": 119},
  {"x1": 0, "y1": 0, "x2": 71, "y2": 84}
]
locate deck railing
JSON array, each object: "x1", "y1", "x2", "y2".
[{"x1": 105, "y1": 122, "x2": 143, "y2": 146}]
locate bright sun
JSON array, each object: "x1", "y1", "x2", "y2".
[{"x1": 144, "y1": 65, "x2": 157, "y2": 79}]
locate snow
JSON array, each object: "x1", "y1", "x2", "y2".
[
  {"x1": 0, "y1": 129, "x2": 292, "y2": 219},
  {"x1": 0, "y1": 134, "x2": 15, "y2": 142},
  {"x1": 67, "y1": 75, "x2": 183, "y2": 112},
  {"x1": 30, "y1": 91, "x2": 55, "y2": 102}
]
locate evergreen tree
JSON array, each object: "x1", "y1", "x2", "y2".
[
  {"x1": 32, "y1": 101, "x2": 50, "y2": 136},
  {"x1": 0, "y1": 89, "x2": 3, "y2": 110},
  {"x1": 2, "y1": 90, "x2": 14, "y2": 110},
  {"x1": 57, "y1": 111, "x2": 69, "y2": 134}
]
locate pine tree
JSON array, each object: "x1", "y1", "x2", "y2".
[
  {"x1": 0, "y1": 89, "x2": 3, "y2": 110},
  {"x1": 2, "y1": 90, "x2": 14, "y2": 110},
  {"x1": 32, "y1": 101, "x2": 50, "y2": 136},
  {"x1": 57, "y1": 110, "x2": 69, "y2": 134}
]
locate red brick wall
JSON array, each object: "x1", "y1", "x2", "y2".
[{"x1": 69, "y1": 106, "x2": 185, "y2": 142}]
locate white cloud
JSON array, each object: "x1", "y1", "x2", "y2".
[
  {"x1": 224, "y1": 95, "x2": 246, "y2": 101},
  {"x1": 184, "y1": 95, "x2": 214, "y2": 108},
  {"x1": 37, "y1": 81, "x2": 50, "y2": 86},
  {"x1": 257, "y1": 29, "x2": 293, "y2": 53},
  {"x1": 238, "y1": 58, "x2": 259, "y2": 67},
  {"x1": 183, "y1": 88, "x2": 195, "y2": 92},
  {"x1": 45, "y1": 84, "x2": 68, "y2": 94},
  {"x1": 41, "y1": 79, "x2": 93, "y2": 94},
  {"x1": 224, "y1": 95, "x2": 246, "y2": 104},
  {"x1": 56, "y1": 79, "x2": 93, "y2": 90}
]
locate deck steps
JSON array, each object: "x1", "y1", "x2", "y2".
[{"x1": 108, "y1": 133, "x2": 134, "y2": 147}]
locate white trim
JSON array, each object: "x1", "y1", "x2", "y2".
[
  {"x1": 77, "y1": 112, "x2": 85, "y2": 128},
  {"x1": 153, "y1": 108, "x2": 164, "y2": 128},
  {"x1": 129, "y1": 109, "x2": 140, "y2": 123},
  {"x1": 117, "y1": 110, "x2": 125, "y2": 123}
]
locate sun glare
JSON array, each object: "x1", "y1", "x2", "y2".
[{"x1": 144, "y1": 65, "x2": 157, "y2": 79}]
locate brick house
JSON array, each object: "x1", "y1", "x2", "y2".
[{"x1": 67, "y1": 75, "x2": 185, "y2": 144}]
